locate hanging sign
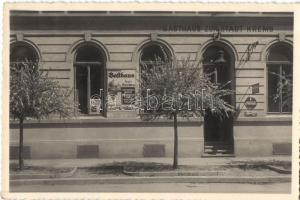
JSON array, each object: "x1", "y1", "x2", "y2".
[
  {"x1": 244, "y1": 96, "x2": 258, "y2": 117},
  {"x1": 251, "y1": 83, "x2": 260, "y2": 94},
  {"x1": 244, "y1": 96, "x2": 257, "y2": 110}
]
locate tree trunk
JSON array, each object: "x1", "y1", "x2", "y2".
[
  {"x1": 173, "y1": 112, "x2": 178, "y2": 169},
  {"x1": 19, "y1": 118, "x2": 24, "y2": 170}
]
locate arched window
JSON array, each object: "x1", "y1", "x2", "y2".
[
  {"x1": 140, "y1": 43, "x2": 171, "y2": 84},
  {"x1": 267, "y1": 42, "x2": 293, "y2": 113},
  {"x1": 140, "y1": 44, "x2": 170, "y2": 64},
  {"x1": 10, "y1": 42, "x2": 39, "y2": 64},
  {"x1": 203, "y1": 45, "x2": 233, "y2": 87},
  {"x1": 139, "y1": 43, "x2": 171, "y2": 113},
  {"x1": 74, "y1": 44, "x2": 105, "y2": 115}
]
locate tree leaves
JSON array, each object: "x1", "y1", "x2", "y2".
[
  {"x1": 137, "y1": 54, "x2": 235, "y2": 121},
  {"x1": 10, "y1": 62, "x2": 78, "y2": 121}
]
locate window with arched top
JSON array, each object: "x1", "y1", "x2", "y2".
[
  {"x1": 74, "y1": 44, "x2": 106, "y2": 115},
  {"x1": 139, "y1": 43, "x2": 171, "y2": 84},
  {"x1": 139, "y1": 43, "x2": 172, "y2": 113},
  {"x1": 203, "y1": 45, "x2": 233, "y2": 86},
  {"x1": 202, "y1": 43, "x2": 235, "y2": 107},
  {"x1": 140, "y1": 44, "x2": 170, "y2": 64},
  {"x1": 267, "y1": 42, "x2": 293, "y2": 113},
  {"x1": 10, "y1": 42, "x2": 39, "y2": 64}
]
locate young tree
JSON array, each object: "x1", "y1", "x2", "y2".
[
  {"x1": 138, "y1": 55, "x2": 234, "y2": 169},
  {"x1": 10, "y1": 62, "x2": 77, "y2": 169},
  {"x1": 271, "y1": 71, "x2": 293, "y2": 112}
]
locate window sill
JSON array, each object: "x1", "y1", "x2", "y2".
[
  {"x1": 9, "y1": 114, "x2": 292, "y2": 126},
  {"x1": 9, "y1": 116, "x2": 203, "y2": 125},
  {"x1": 266, "y1": 113, "x2": 292, "y2": 116},
  {"x1": 237, "y1": 116, "x2": 292, "y2": 122}
]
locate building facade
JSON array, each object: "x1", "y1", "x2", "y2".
[{"x1": 9, "y1": 11, "x2": 293, "y2": 159}]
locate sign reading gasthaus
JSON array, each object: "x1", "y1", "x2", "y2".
[{"x1": 162, "y1": 24, "x2": 274, "y2": 32}]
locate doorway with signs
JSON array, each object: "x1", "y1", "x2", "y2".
[
  {"x1": 202, "y1": 43, "x2": 235, "y2": 156},
  {"x1": 74, "y1": 44, "x2": 106, "y2": 115}
]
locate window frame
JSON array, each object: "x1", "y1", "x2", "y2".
[
  {"x1": 266, "y1": 44, "x2": 293, "y2": 114},
  {"x1": 10, "y1": 42, "x2": 39, "y2": 66},
  {"x1": 138, "y1": 43, "x2": 172, "y2": 115},
  {"x1": 73, "y1": 45, "x2": 106, "y2": 116}
]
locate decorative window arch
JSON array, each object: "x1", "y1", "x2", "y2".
[
  {"x1": 74, "y1": 43, "x2": 106, "y2": 115},
  {"x1": 140, "y1": 43, "x2": 172, "y2": 65},
  {"x1": 202, "y1": 42, "x2": 235, "y2": 102},
  {"x1": 10, "y1": 42, "x2": 39, "y2": 64},
  {"x1": 267, "y1": 42, "x2": 293, "y2": 113},
  {"x1": 139, "y1": 42, "x2": 172, "y2": 86}
]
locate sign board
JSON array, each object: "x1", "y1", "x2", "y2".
[
  {"x1": 121, "y1": 87, "x2": 135, "y2": 105},
  {"x1": 107, "y1": 70, "x2": 136, "y2": 110},
  {"x1": 244, "y1": 96, "x2": 257, "y2": 110},
  {"x1": 108, "y1": 70, "x2": 135, "y2": 88},
  {"x1": 90, "y1": 94, "x2": 102, "y2": 114},
  {"x1": 251, "y1": 83, "x2": 260, "y2": 94}
]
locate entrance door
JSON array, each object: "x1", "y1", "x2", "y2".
[
  {"x1": 203, "y1": 44, "x2": 234, "y2": 156},
  {"x1": 204, "y1": 110, "x2": 234, "y2": 155}
]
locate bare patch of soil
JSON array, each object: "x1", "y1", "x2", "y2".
[
  {"x1": 10, "y1": 163, "x2": 71, "y2": 175},
  {"x1": 73, "y1": 161, "x2": 288, "y2": 178}
]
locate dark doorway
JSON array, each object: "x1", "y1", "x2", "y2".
[
  {"x1": 74, "y1": 44, "x2": 106, "y2": 115},
  {"x1": 202, "y1": 44, "x2": 235, "y2": 156}
]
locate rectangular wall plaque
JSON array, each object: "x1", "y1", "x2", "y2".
[{"x1": 121, "y1": 87, "x2": 135, "y2": 105}]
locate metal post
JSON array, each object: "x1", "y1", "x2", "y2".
[
  {"x1": 214, "y1": 67, "x2": 218, "y2": 84},
  {"x1": 87, "y1": 65, "x2": 91, "y2": 114}
]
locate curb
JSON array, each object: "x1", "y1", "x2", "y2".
[
  {"x1": 123, "y1": 169, "x2": 225, "y2": 176},
  {"x1": 10, "y1": 175, "x2": 291, "y2": 186},
  {"x1": 10, "y1": 167, "x2": 77, "y2": 180},
  {"x1": 265, "y1": 165, "x2": 291, "y2": 174}
]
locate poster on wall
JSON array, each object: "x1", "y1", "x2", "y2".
[
  {"x1": 108, "y1": 70, "x2": 135, "y2": 88},
  {"x1": 121, "y1": 87, "x2": 135, "y2": 105},
  {"x1": 107, "y1": 70, "x2": 136, "y2": 110}
]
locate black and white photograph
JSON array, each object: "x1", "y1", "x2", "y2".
[{"x1": 2, "y1": 2, "x2": 299, "y2": 200}]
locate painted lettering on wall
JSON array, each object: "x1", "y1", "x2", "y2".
[
  {"x1": 162, "y1": 25, "x2": 274, "y2": 32},
  {"x1": 108, "y1": 72, "x2": 134, "y2": 79}
]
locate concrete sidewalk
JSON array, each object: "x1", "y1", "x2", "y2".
[
  {"x1": 10, "y1": 157, "x2": 292, "y2": 186},
  {"x1": 10, "y1": 156, "x2": 291, "y2": 168}
]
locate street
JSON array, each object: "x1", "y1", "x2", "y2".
[{"x1": 10, "y1": 182, "x2": 291, "y2": 193}]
